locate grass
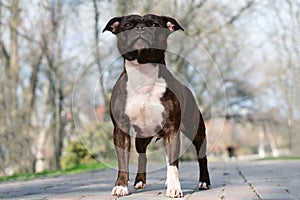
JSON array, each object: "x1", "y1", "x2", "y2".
[
  {"x1": 258, "y1": 156, "x2": 300, "y2": 161},
  {"x1": 0, "y1": 162, "x2": 108, "y2": 182}
]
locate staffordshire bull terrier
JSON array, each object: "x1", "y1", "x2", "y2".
[{"x1": 103, "y1": 14, "x2": 210, "y2": 198}]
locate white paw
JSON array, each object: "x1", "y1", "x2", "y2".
[
  {"x1": 134, "y1": 181, "x2": 145, "y2": 189},
  {"x1": 199, "y1": 182, "x2": 210, "y2": 190},
  {"x1": 111, "y1": 185, "x2": 129, "y2": 196},
  {"x1": 165, "y1": 166, "x2": 183, "y2": 198},
  {"x1": 166, "y1": 182, "x2": 183, "y2": 198}
]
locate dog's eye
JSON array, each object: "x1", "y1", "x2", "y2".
[
  {"x1": 124, "y1": 22, "x2": 133, "y2": 29},
  {"x1": 151, "y1": 22, "x2": 159, "y2": 27}
]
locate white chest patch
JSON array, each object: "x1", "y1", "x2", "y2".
[{"x1": 125, "y1": 60, "x2": 167, "y2": 136}]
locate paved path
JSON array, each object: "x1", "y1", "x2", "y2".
[{"x1": 0, "y1": 160, "x2": 299, "y2": 200}]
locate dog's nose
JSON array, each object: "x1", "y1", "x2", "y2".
[{"x1": 135, "y1": 24, "x2": 145, "y2": 33}]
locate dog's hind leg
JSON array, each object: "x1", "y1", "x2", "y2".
[
  {"x1": 134, "y1": 137, "x2": 153, "y2": 189},
  {"x1": 192, "y1": 119, "x2": 211, "y2": 190}
]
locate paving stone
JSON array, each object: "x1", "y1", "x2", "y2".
[{"x1": 0, "y1": 160, "x2": 299, "y2": 199}]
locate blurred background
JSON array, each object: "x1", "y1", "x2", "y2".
[{"x1": 0, "y1": 0, "x2": 299, "y2": 176}]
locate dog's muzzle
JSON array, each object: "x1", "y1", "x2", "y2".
[{"x1": 133, "y1": 38, "x2": 150, "y2": 50}]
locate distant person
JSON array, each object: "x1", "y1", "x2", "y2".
[{"x1": 227, "y1": 146, "x2": 236, "y2": 158}]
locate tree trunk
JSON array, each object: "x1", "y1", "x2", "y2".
[{"x1": 41, "y1": 0, "x2": 65, "y2": 170}]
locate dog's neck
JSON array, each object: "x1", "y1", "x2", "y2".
[
  {"x1": 125, "y1": 59, "x2": 158, "y2": 76},
  {"x1": 125, "y1": 59, "x2": 165, "y2": 90}
]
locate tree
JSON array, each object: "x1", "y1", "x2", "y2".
[
  {"x1": 0, "y1": 0, "x2": 80, "y2": 173},
  {"x1": 264, "y1": 0, "x2": 300, "y2": 154},
  {"x1": 0, "y1": 0, "x2": 36, "y2": 173}
]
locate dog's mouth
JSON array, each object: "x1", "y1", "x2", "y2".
[
  {"x1": 119, "y1": 37, "x2": 165, "y2": 63},
  {"x1": 132, "y1": 38, "x2": 150, "y2": 51}
]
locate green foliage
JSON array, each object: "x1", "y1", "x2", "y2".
[
  {"x1": 81, "y1": 121, "x2": 115, "y2": 162},
  {"x1": 60, "y1": 140, "x2": 94, "y2": 170},
  {"x1": 258, "y1": 156, "x2": 300, "y2": 161},
  {"x1": 60, "y1": 121, "x2": 115, "y2": 170},
  {"x1": 237, "y1": 147, "x2": 255, "y2": 155},
  {"x1": 0, "y1": 162, "x2": 107, "y2": 182},
  {"x1": 60, "y1": 122, "x2": 115, "y2": 169}
]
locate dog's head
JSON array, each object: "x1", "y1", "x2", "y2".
[{"x1": 103, "y1": 14, "x2": 183, "y2": 64}]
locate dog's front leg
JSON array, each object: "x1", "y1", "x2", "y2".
[
  {"x1": 164, "y1": 131, "x2": 183, "y2": 198},
  {"x1": 111, "y1": 127, "x2": 131, "y2": 196},
  {"x1": 134, "y1": 137, "x2": 153, "y2": 189}
]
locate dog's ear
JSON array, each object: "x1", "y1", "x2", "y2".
[
  {"x1": 103, "y1": 17, "x2": 123, "y2": 34},
  {"x1": 161, "y1": 16, "x2": 184, "y2": 32}
]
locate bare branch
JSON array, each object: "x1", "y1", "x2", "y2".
[{"x1": 228, "y1": 0, "x2": 255, "y2": 24}]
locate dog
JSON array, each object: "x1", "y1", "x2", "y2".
[{"x1": 103, "y1": 14, "x2": 211, "y2": 198}]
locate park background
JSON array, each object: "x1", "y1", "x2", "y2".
[{"x1": 0, "y1": 0, "x2": 299, "y2": 176}]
